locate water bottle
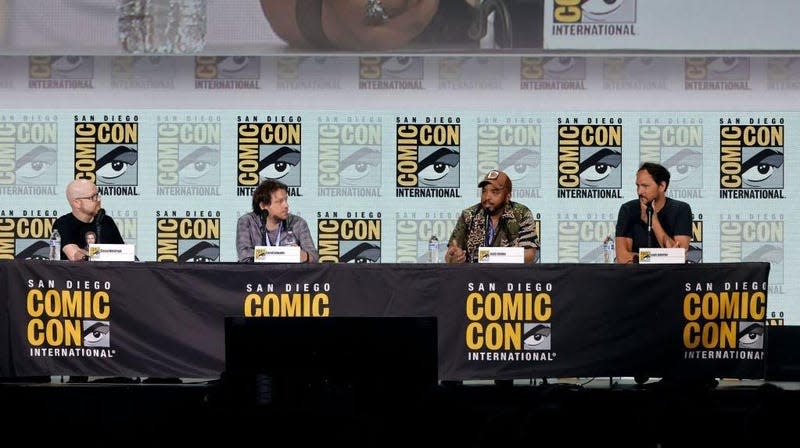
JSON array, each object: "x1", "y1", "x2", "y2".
[
  {"x1": 283, "y1": 230, "x2": 297, "y2": 247},
  {"x1": 49, "y1": 229, "x2": 61, "y2": 261},
  {"x1": 603, "y1": 236, "x2": 615, "y2": 264},
  {"x1": 428, "y1": 235, "x2": 440, "y2": 263},
  {"x1": 118, "y1": 0, "x2": 207, "y2": 54}
]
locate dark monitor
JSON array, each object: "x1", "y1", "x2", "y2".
[
  {"x1": 766, "y1": 325, "x2": 800, "y2": 381},
  {"x1": 224, "y1": 316, "x2": 438, "y2": 406}
]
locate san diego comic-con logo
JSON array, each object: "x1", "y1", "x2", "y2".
[
  {"x1": 552, "y1": 0, "x2": 636, "y2": 35},
  {"x1": 438, "y1": 57, "x2": 501, "y2": 90},
  {"x1": 317, "y1": 211, "x2": 381, "y2": 264},
  {"x1": 74, "y1": 115, "x2": 139, "y2": 197},
  {"x1": 359, "y1": 57, "x2": 424, "y2": 90},
  {"x1": 520, "y1": 56, "x2": 586, "y2": 90},
  {"x1": 639, "y1": 119, "x2": 704, "y2": 197},
  {"x1": 242, "y1": 282, "x2": 332, "y2": 317},
  {"x1": 25, "y1": 278, "x2": 115, "y2": 359},
  {"x1": 720, "y1": 214, "x2": 784, "y2": 293},
  {"x1": 682, "y1": 282, "x2": 766, "y2": 360},
  {"x1": 0, "y1": 116, "x2": 58, "y2": 193},
  {"x1": 156, "y1": 212, "x2": 221, "y2": 262},
  {"x1": 195, "y1": 56, "x2": 260, "y2": 89},
  {"x1": 688, "y1": 215, "x2": 703, "y2": 264},
  {"x1": 276, "y1": 56, "x2": 343, "y2": 90},
  {"x1": 394, "y1": 211, "x2": 456, "y2": 263},
  {"x1": 465, "y1": 282, "x2": 555, "y2": 362},
  {"x1": 107, "y1": 209, "x2": 138, "y2": 249},
  {"x1": 719, "y1": 120, "x2": 785, "y2": 199},
  {"x1": 477, "y1": 118, "x2": 542, "y2": 199},
  {"x1": 685, "y1": 57, "x2": 750, "y2": 90},
  {"x1": 29, "y1": 56, "x2": 94, "y2": 89},
  {"x1": 395, "y1": 117, "x2": 461, "y2": 198},
  {"x1": 603, "y1": 57, "x2": 670, "y2": 90},
  {"x1": 557, "y1": 118, "x2": 623, "y2": 198},
  {"x1": 766, "y1": 57, "x2": 800, "y2": 90},
  {"x1": 0, "y1": 213, "x2": 56, "y2": 260},
  {"x1": 111, "y1": 56, "x2": 176, "y2": 89},
  {"x1": 317, "y1": 117, "x2": 382, "y2": 197},
  {"x1": 556, "y1": 212, "x2": 615, "y2": 263},
  {"x1": 236, "y1": 115, "x2": 302, "y2": 197},
  {"x1": 157, "y1": 117, "x2": 221, "y2": 196}
]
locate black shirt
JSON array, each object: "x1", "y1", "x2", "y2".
[{"x1": 53, "y1": 212, "x2": 124, "y2": 259}]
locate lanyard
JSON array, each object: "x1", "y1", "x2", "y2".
[
  {"x1": 265, "y1": 226, "x2": 282, "y2": 247},
  {"x1": 485, "y1": 215, "x2": 496, "y2": 246}
]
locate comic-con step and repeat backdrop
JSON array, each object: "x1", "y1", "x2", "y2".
[{"x1": 0, "y1": 110, "x2": 794, "y2": 323}]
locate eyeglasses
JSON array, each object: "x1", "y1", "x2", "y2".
[{"x1": 76, "y1": 193, "x2": 100, "y2": 202}]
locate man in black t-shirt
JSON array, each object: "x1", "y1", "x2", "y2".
[
  {"x1": 53, "y1": 179, "x2": 124, "y2": 261},
  {"x1": 615, "y1": 162, "x2": 692, "y2": 264}
]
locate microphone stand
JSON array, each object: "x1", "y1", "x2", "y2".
[{"x1": 95, "y1": 208, "x2": 105, "y2": 244}]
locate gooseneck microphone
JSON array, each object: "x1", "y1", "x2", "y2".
[
  {"x1": 646, "y1": 203, "x2": 654, "y2": 247},
  {"x1": 95, "y1": 208, "x2": 106, "y2": 244}
]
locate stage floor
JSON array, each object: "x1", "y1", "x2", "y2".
[{"x1": 2, "y1": 378, "x2": 797, "y2": 447}]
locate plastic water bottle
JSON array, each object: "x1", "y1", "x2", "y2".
[
  {"x1": 603, "y1": 236, "x2": 615, "y2": 264},
  {"x1": 118, "y1": 0, "x2": 207, "y2": 54},
  {"x1": 49, "y1": 229, "x2": 61, "y2": 261},
  {"x1": 283, "y1": 230, "x2": 297, "y2": 247},
  {"x1": 428, "y1": 235, "x2": 440, "y2": 263}
]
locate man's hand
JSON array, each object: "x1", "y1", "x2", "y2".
[{"x1": 445, "y1": 240, "x2": 466, "y2": 263}]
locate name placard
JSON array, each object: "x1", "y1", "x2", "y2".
[
  {"x1": 88, "y1": 244, "x2": 136, "y2": 261},
  {"x1": 477, "y1": 246, "x2": 525, "y2": 264},
  {"x1": 639, "y1": 247, "x2": 686, "y2": 264},
  {"x1": 254, "y1": 246, "x2": 301, "y2": 263}
]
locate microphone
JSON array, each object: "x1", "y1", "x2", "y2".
[
  {"x1": 646, "y1": 203, "x2": 654, "y2": 247},
  {"x1": 94, "y1": 208, "x2": 106, "y2": 244},
  {"x1": 260, "y1": 209, "x2": 269, "y2": 229}
]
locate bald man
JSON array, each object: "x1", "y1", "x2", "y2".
[{"x1": 53, "y1": 179, "x2": 124, "y2": 261}]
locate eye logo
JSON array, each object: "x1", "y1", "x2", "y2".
[
  {"x1": 260, "y1": 145, "x2": 301, "y2": 184},
  {"x1": 15, "y1": 145, "x2": 57, "y2": 185},
  {"x1": 195, "y1": 56, "x2": 260, "y2": 89},
  {"x1": 340, "y1": 242, "x2": 381, "y2": 263},
  {"x1": 553, "y1": 0, "x2": 636, "y2": 23},
  {"x1": 685, "y1": 58, "x2": 752, "y2": 90},
  {"x1": 179, "y1": 240, "x2": 220, "y2": 263},
  {"x1": 96, "y1": 145, "x2": 138, "y2": 186},
  {"x1": 523, "y1": 323, "x2": 551, "y2": 350},
  {"x1": 359, "y1": 57, "x2": 424, "y2": 89},
  {"x1": 579, "y1": 147, "x2": 621, "y2": 188},
  {"x1": 111, "y1": 56, "x2": 176, "y2": 89},
  {"x1": 83, "y1": 321, "x2": 110, "y2": 347}
]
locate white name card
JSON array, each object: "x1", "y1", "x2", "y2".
[
  {"x1": 254, "y1": 245, "x2": 301, "y2": 263},
  {"x1": 477, "y1": 246, "x2": 525, "y2": 264},
  {"x1": 88, "y1": 244, "x2": 136, "y2": 261},
  {"x1": 639, "y1": 247, "x2": 686, "y2": 264}
]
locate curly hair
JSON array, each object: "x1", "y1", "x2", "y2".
[{"x1": 251, "y1": 179, "x2": 288, "y2": 214}]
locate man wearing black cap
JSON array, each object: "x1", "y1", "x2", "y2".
[{"x1": 445, "y1": 169, "x2": 539, "y2": 264}]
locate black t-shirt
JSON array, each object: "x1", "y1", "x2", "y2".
[
  {"x1": 53, "y1": 213, "x2": 124, "y2": 259},
  {"x1": 615, "y1": 197, "x2": 692, "y2": 253}
]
